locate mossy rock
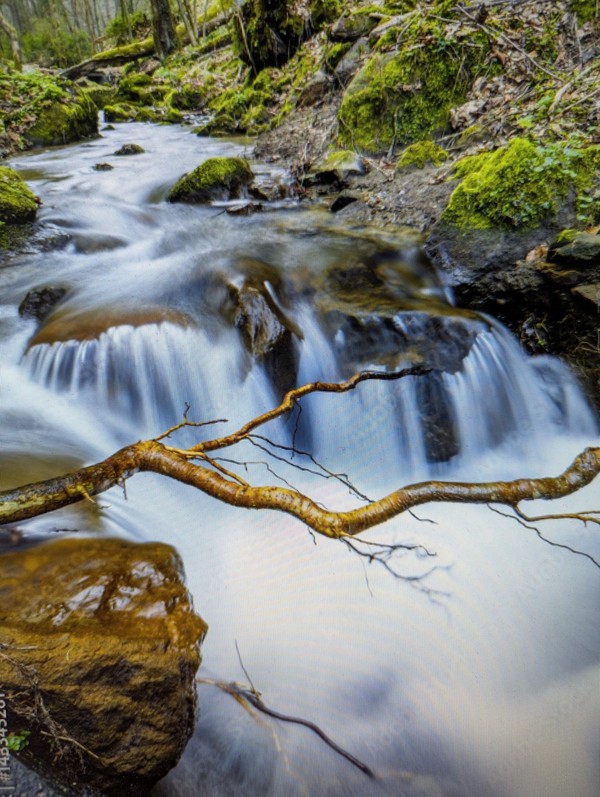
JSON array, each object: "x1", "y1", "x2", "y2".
[
  {"x1": 442, "y1": 138, "x2": 600, "y2": 230},
  {"x1": 309, "y1": 149, "x2": 365, "y2": 182},
  {"x1": 337, "y1": 15, "x2": 491, "y2": 154},
  {"x1": 167, "y1": 157, "x2": 254, "y2": 203},
  {"x1": 81, "y1": 83, "x2": 117, "y2": 110},
  {"x1": 25, "y1": 90, "x2": 98, "y2": 147},
  {"x1": 0, "y1": 167, "x2": 38, "y2": 224},
  {"x1": 396, "y1": 140, "x2": 448, "y2": 170},
  {"x1": 103, "y1": 102, "x2": 160, "y2": 122}
]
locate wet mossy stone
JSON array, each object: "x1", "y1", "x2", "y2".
[
  {"x1": 547, "y1": 230, "x2": 600, "y2": 268},
  {"x1": 25, "y1": 90, "x2": 98, "y2": 147},
  {"x1": 114, "y1": 143, "x2": 145, "y2": 155},
  {"x1": 167, "y1": 157, "x2": 254, "y2": 204},
  {"x1": 0, "y1": 167, "x2": 38, "y2": 224}
]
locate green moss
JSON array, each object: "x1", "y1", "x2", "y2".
[
  {"x1": 81, "y1": 83, "x2": 116, "y2": 110},
  {"x1": 397, "y1": 140, "x2": 448, "y2": 169},
  {"x1": 310, "y1": 0, "x2": 341, "y2": 28},
  {"x1": 167, "y1": 156, "x2": 254, "y2": 203},
  {"x1": 442, "y1": 137, "x2": 600, "y2": 230},
  {"x1": 571, "y1": 0, "x2": 598, "y2": 23},
  {"x1": 323, "y1": 41, "x2": 352, "y2": 72},
  {"x1": 0, "y1": 167, "x2": 38, "y2": 224},
  {"x1": 25, "y1": 90, "x2": 98, "y2": 146},
  {"x1": 337, "y1": 14, "x2": 491, "y2": 154}
]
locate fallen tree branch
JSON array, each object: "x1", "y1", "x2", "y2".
[{"x1": 0, "y1": 372, "x2": 598, "y2": 540}]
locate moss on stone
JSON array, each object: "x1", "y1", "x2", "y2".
[
  {"x1": 337, "y1": 13, "x2": 491, "y2": 154},
  {"x1": 0, "y1": 167, "x2": 38, "y2": 224},
  {"x1": 167, "y1": 156, "x2": 254, "y2": 203},
  {"x1": 442, "y1": 137, "x2": 600, "y2": 230},
  {"x1": 26, "y1": 90, "x2": 98, "y2": 147},
  {"x1": 397, "y1": 140, "x2": 448, "y2": 169},
  {"x1": 81, "y1": 83, "x2": 116, "y2": 109}
]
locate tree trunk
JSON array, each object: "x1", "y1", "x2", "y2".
[
  {"x1": 0, "y1": 11, "x2": 22, "y2": 68},
  {"x1": 150, "y1": 0, "x2": 177, "y2": 59}
]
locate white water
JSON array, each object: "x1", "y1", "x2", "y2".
[{"x1": 2, "y1": 122, "x2": 599, "y2": 796}]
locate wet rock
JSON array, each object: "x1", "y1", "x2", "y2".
[
  {"x1": 225, "y1": 200, "x2": 263, "y2": 216},
  {"x1": 0, "y1": 537, "x2": 207, "y2": 797},
  {"x1": 18, "y1": 286, "x2": 67, "y2": 321},
  {"x1": 93, "y1": 162, "x2": 114, "y2": 171},
  {"x1": 297, "y1": 71, "x2": 332, "y2": 107},
  {"x1": 333, "y1": 38, "x2": 370, "y2": 86},
  {"x1": 307, "y1": 150, "x2": 365, "y2": 187},
  {"x1": 330, "y1": 190, "x2": 361, "y2": 213},
  {"x1": 547, "y1": 230, "x2": 600, "y2": 268},
  {"x1": 29, "y1": 305, "x2": 192, "y2": 346},
  {"x1": 330, "y1": 11, "x2": 379, "y2": 42},
  {"x1": 167, "y1": 157, "x2": 254, "y2": 204},
  {"x1": 113, "y1": 143, "x2": 145, "y2": 156},
  {"x1": 228, "y1": 280, "x2": 300, "y2": 395}
]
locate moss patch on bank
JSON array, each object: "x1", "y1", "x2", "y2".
[
  {"x1": 442, "y1": 137, "x2": 600, "y2": 230},
  {"x1": 0, "y1": 167, "x2": 38, "y2": 224},
  {"x1": 0, "y1": 67, "x2": 98, "y2": 153},
  {"x1": 337, "y1": 8, "x2": 493, "y2": 154}
]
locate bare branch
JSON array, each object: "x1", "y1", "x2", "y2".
[{"x1": 0, "y1": 373, "x2": 597, "y2": 552}]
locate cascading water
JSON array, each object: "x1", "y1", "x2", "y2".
[{"x1": 1, "y1": 121, "x2": 599, "y2": 797}]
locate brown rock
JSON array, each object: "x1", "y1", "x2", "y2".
[{"x1": 0, "y1": 537, "x2": 207, "y2": 796}]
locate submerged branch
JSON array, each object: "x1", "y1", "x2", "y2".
[{"x1": 0, "y1": 373, "x2": 598, "y2": 544}]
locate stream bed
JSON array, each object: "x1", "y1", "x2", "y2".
[{"x1": 1, "y1": 120, "x2": 599, "y2": 797}]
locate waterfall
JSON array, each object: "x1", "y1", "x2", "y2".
[{"x1": 2, "y1": 122, "x2": 599, "y2": 797}]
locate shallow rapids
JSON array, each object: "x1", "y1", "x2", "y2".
[{"x1": 1, "y1": 121, "x2": 599, "y2": 797}]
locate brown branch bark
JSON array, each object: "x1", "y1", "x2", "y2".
[{"x1": 0, "y1": 373, "x2": 598, "y2": 535}]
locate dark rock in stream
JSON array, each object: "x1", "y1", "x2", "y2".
[
  {"x1": 228, "y1": 280, "x2": 300, "y2": 396},
  {"x1": 0, "y1": 537, "x2": 207, "y2": 797},
  {"x1": 18, "y1": 286, "x2": 67, "y2": 322},
  {"x1": 113, "y1": 143, "x2": 145, "y2": 156},
  {"x1": 425, "y1": 222, "x2": 600, "y2": 407}
]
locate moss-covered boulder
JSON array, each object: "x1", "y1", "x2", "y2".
[
  {"x1": 0, "y1": 167, "x2": 38, "y2": 224},
  {"x1": 167, "y1": 156, "x2": 254, "y2": 203},
  {"x1": 0, "y1": 537, "x2": 207, "y2": 797},
  {"x1": 337, "y1": 13, "x2": 491, "y2": 154},
  {"x1": 442, "y1": 138, "x2": 600, "y2": 230},
  {"x1": 25, "y1": 89, "x2": 98, "y2": 147}
]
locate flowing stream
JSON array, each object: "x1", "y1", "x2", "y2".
[{"x1": 1, "y1": 121, "x2": 599, "y2": 797}]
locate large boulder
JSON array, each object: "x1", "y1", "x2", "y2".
[
  {"x1": 0, "y1": 537, "x2": 207, "y2": 796},
  {"x1": 0, "y1": 167, "x2": 38, "y2": 224},
  {"x1": 25, "y1": 90, "x2": 98, "y2": 147},
  {"x1": 167, "y1": 157, "x2": 254, "y2": 204}
]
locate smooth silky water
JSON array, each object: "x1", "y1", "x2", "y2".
[{"x1": 1, "y1": 121, "x2": 599, "y2": 796}]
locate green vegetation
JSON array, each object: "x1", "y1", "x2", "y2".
[
  {"x1": 7, "y1": 730, "x2": 31, "y2": 753},
  {"x1": 397, "y1": 140, "x2": 448, "y2": 170},
  {"x1": 167, "y1": 156, "x2": 254, "y2": 203},
  {"x1": 0, "y1": 167, "x2": 38, "y2": 224},
  {"x1": 337, "y1": 11, "x2": 492, "y2": 154},
  {"x1": 442, "y1": 138, "x2": 600, "y2": 229},
  {"x1": 0, "y1": 68, "x2": 98, "y2": 151},
  {"x1": 26, "y1": 90, "x2": 97, "y2": 146},
  {"x1": 21, "y1": 18, "x2": 91, "y2": 67}
]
